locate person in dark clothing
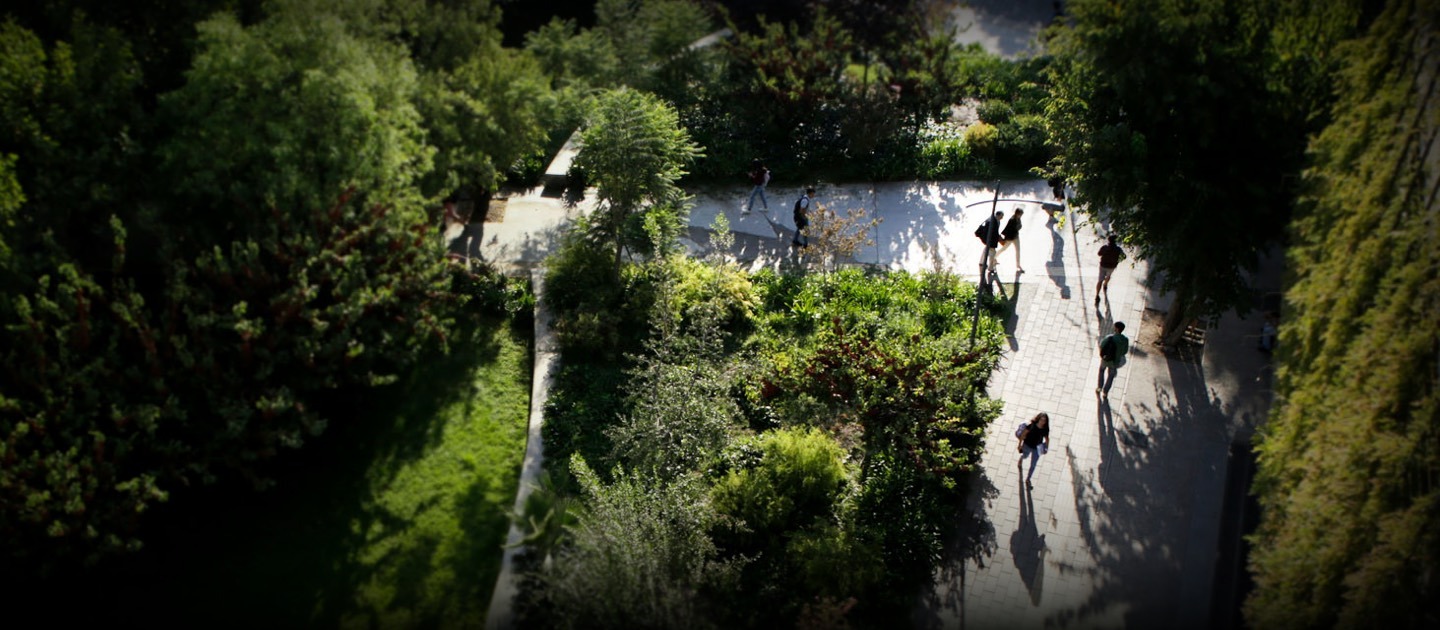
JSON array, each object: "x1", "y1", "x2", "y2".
[
  {"x1": 995, "y1": 207, "x2": 1025, "y2": 272},
  {"x1": 792, "y1": 187, "x2": 814, "y2": 248},
  {"x1": 745, "y1": 159, "x2": 770, "y2": 214},
  {"x1": 975, "y1": 210, "x2": 1004, "y2": 268},
  {"x1": 1016, "y1": 412, "x2": 1051, "y2": 488},
  {"x1": 1096, "y1": 234, "x2": 1124, "y2": 306}
]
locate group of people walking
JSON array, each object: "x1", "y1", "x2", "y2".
[{"x1": 746, "y1": 159, "x2": 813, "y2": 249}]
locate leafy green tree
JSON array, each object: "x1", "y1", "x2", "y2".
[
  {"x1": 1, "y1": 14, "x2": 456, "y2": 566},
  {"x1": 157, "y1": 11, "x2": 433, "y2": 218},
  {"x1": 1247, "y1": 0, "x2": 1440, "y2": 625},
  {"x1": 723, "y1": 9, "x2": 854, "y2": 155},
  {"x1": 0, "y1": 18, "x2": 146, "y2": 263},
  {"x1": 1041, "y1": 0, "x2": 1357, "y2": 343},
  {"x1": 524, "y1": 17, "x2": 621, "y2": 92},
  {"x1": 573, "y1": 87, "x2": 701, "y2": 274}
]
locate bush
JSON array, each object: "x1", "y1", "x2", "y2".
[
  {"x1": 995, "y1": 113, "x2": 1051, "y2": 170},
  {"x1": 711, "y1": 427, "x2": 850, "y2": 554},
  {"x1": 963, "y1": 121, "x2": 999, "y2": 161},
  {"x1": 543, "y1": 232, "x2": 653, "y2": 360},
  {"x1": 530, "y1": 456, "x2": 742, "y2": 630},
  {"x1": 976, "y1": 99, "x2": 1014, "y2": 125}
]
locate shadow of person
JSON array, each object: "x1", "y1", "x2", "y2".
[
  {"x1": 1096, "y1": 399, "x2": 1123, "y2": 491},
  {"x1": 447, "y1": 223, "x2": 485, "y2": 262},
  {"x1": 1010, "y1": 476, "x2": 1047, "y2": 605},
  {"x1": 1046, "y1": 219, "x2": 1069, "y2": 299}
]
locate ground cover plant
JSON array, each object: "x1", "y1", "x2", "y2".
[
  {"x1": 10, "y1": 304, "x2": 533, "y2": 627},
  {"x1": 528, "y1": 250, "x2": 1007, "y2": 627}
]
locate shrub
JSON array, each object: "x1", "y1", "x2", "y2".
[
  {"x1": 608, "y1": 294, "x2": 743, "y2": 480},
  {"x1": 963, "y1": 121, "x2": 999, "y2": 161},
  {"x1": 710, "y1": 427, "x2": 850, "y2": 554},
  {"x1": 530, "y1": 456, "x2": 742, "y2": 630},
  {"x1": 976, "y1": 99, "x2": 1014, "y2": 125},
  {"x1": 543, "y1": 231, "x2": 652, "y2": 360},
  {"x1": 995, "y1": 113, "x2": 1051, "y2": 170}
]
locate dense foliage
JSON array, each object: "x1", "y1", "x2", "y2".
[
  {"x1": 573, "y1": 87, "x2": 702, "y2": 272},
  {"x1": 1247, "y1": 0, "x2": 1440, "y2": 625},
  {"x1": 533, "y1": 252, "x2": 1007, "y2": 626},
  {"x1": 0, "y1": 0, "x2": 551, "y2": 566},
  {"x1": 1041, "y1": 0, "x2": 1360, "y2": 342}
]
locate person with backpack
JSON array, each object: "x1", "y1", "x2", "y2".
[
  {"x1": 974, "y1": 210, "x2": 1004, "y2": 269},
  {"x1": 792, "y1": 187, "x2": 814, "y2": 248},
  {"x1": 1096, "y1": 234, "x2": 1124, "y2": 306},
  {"x1": 1097, "y1": 321, "x2": 1130, "y2": 397},
  {"x1": 1015, "y1": 412, "x2": 1051, "y2": 489},
  {"x1": 745, "y1": 159, "x2": 770, "y2": 215}
]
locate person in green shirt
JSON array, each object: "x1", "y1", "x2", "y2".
[{"x1": 1097, "y1": 321, "x2": 1130, "y2": 397}]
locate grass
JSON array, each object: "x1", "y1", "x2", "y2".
[{"x1": 21, "y1": 315, "x2": 533, "y2": 628}]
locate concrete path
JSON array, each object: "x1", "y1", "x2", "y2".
[{"x1": 471, "y1": 179, "x2": 1276, "y2": 629}]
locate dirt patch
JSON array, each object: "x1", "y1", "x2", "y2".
[
  {"x1": 483, "y1": 198, "x2": 507, "y2": 223},
  {"x1": 1140, "y1": 307, "x2": 1203, "y2": 364}
]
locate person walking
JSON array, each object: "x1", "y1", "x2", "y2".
[
  {"x1": 1096, "y1": 321, "x2": 1130, "y2": 397},
  {"x1": 792, "y1": 187, "x2": 814, "y2": 248},
  {"x1": 995, "y1": 207, "x2": 1025, "y2": 272},
  {"x1": 974, "y1": 210, "x2": 1004, "y2": 269},
  {"x1": 1015, "y1": 412, "x2": 1051, "y2": 489},
  {"x1": 1095, "y1": 234, "x2": 1124, "y2": 306},
  {"x1": 745, "y1": 160, "x2": 770, "y2": 215}
]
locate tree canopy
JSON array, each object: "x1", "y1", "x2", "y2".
[{"x1": 1042, "y1": 0, "x2": 1358, "y2": 341}]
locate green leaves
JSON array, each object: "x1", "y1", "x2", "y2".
[
  {"x1": 1248, "y1": 0, "x2": 1440, "y2": 625},
  {"x1": 159, "y1": 12, "x2": 432, "y2": 216},
  {"x1": 575, "y1": 87, "x2": 702, "y2": 270},
  {"x1": 1043, "y1": 0, "x2": 1352, "y2": 334}
]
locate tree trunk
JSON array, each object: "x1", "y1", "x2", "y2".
[{"x1": 1160, "y1": 294, "x2": 1191, "y2": 346}]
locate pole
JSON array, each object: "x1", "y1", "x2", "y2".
[{"x1": 970, "y1": 185, "x2": 1001, "y2": 348}]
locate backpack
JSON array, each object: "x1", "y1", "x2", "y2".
[
  {"x1": 1100, "y1": 335, "x2": 1116, "y2": 361},
  {"x1": 1015, "y1": 421, "x2": 1028, "y2": 439},
  {"x1": 975, "y1": 220, "x2": 988, "y2": 241},
  {"x1": 793, "y1": 195, "x2": 809, "y2": 228},
  {"x1": 750, "y1": 168, "x2": 766, "y2": 185}
]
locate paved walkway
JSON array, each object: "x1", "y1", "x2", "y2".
[{"x1": 471, "y1": 179, "x2": 1277, "y2": 629}]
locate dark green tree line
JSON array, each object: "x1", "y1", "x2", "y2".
[
  {"x1": 1248, "y1": 0, "x2": 1440, "y2": 625},
  {"x1": 1, "y1": 0, "x2": 551, "y2": 567}
]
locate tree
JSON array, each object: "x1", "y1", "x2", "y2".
[
  {"x1": 1247, "y1": 0, "x2": 1440, "y2": 625},
  {"x1": 1041, "y1": 0, "x2": 1356, "y2": 344},
  {"x1": 157, "y1": 11, "x2": 433, "y2": 220},
  {"x1": 0, "y1": 14, "x2": 456, "y2": 566},
  {"x1": 573, "y1": 87, "x2": 701, "y2": 274},
  {"x1": 804, "y1": 202, "x2": 880, "y2": 273}
]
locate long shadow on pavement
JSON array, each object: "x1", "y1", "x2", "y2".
[{"x1": 1051, "y1": 353, "x2": 1230, "y2": 628}]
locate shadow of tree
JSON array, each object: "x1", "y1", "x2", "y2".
[
  {"x1": 1048, "y1": 355, "x2": 1231, "y2": 628},
  {"x1": 912, "y1": 469, "x2": 999, "y2": 629}
]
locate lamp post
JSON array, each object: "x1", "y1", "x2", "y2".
[{"x1": 964, "y1": 188, "x2": 1065, "y2": 349}]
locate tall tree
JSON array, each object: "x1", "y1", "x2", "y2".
[
  {"x1": 573, "y1": 87, "x2": 701, "y2": 274},
  {"x1": 157, "y1": 10, "x2": 433, "y2": 220},
  {"x1": 1, "y1": 12, "x2": 455, "y2": 567},
  {"x1": 1247, "y1": 0, "x2": 1440, "y2": 625},
  {"x1": 1042, "y1": 0, "x2": 1357, "y2": 343}
]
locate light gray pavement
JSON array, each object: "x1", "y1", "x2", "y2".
[{"x1": 472, "y1": 178, "x2": 1276, "y2": 630}]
